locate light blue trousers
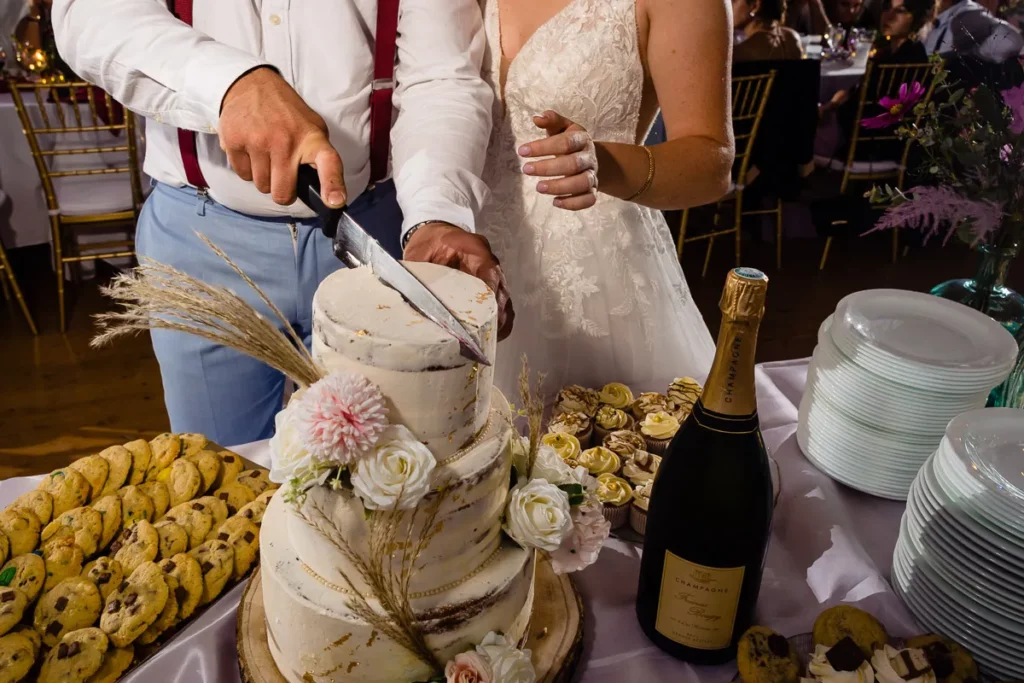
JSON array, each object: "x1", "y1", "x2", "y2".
[{"x1": 135, "y1": 181, "x2": 403, "y2": 447}]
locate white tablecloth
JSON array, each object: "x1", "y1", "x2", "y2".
[{"x1": 0, "y1": 358, "x2": 920, "y2": 682}]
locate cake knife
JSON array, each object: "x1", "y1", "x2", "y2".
[{"x1": 295, "y1": 165, "x2": 491, "y2": 366}]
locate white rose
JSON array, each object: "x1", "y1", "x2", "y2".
[
  {"x1": 476, "y1": 632, "x2": 535, "y2": 683},
  {"x1": 350, "y1": 425, "x2": 436, "y2": 510},
  {"x1": 503, "y1": 479, "x2": 573, "y2": 552},
  {"x1": 269, "y1": 405, "x2": 316, "y2": 484},
  {"x1": 531, "y1": 445, "x2": 576, "y2": 486}
]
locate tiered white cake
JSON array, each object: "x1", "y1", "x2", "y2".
[{"x1": 260, "y1": 263, "x2": 536, "y2": 683}]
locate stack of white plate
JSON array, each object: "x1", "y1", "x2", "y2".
[
  {"x1": 797, "y1": 289, "x2": 1017, "y2": 500},
  {"x1": 893, "y1": 408, "x2": 1024, "y2": 680}
]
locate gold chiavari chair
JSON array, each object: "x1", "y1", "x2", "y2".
[
  {"x1": 677, "y1": 71, "x2": 777, "y2": 277},
  {"x1": 8, "y1": 80, "x2": 144, "y2": 332},
  {"x1": 0, "y1": 230, "x2": 37, "y2": 335},
  {"x1": 816, "y1": 61, "x2": 938, "y2": 267}
]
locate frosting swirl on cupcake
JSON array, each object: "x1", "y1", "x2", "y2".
[
  {"x1": 541, "y1": 432, "x2": 582, "y2": 463},
  {"x1": 595, "y1": 406, "x2": 630, "y2": 430},
  {"x1": 595, "y1": 473, "x2": 633, "y2": 506},
  {"x1": 808, "y1": 643, "x2": 876, "y2": 683},
  {"x1": 632, "y1": 392, "x2": 670, "y2": 417},
  {"x1": 668, "y1": 377, "x2": 701, "y2": 409},
  {"x1": 872, "y1": 646, "x2": 936, "y2": 683},
  {"x1": 578, "y1": 447, "x2": 622, "y2": 476},
  {"x1": 556, "y1": 385, "x2": 600, "y2": 417},
  {"x1": 623, "y1": 450, "x2": 662, "y2": 484},
  {"x1": 641, "y1": 411, "x2": 680, "y2": 440},
  {"x1": 632, "y1": 481, "x2": 653, "y2": 511},
  {"x1": 603, "y1": 430, "x2": 647, "y2": 458},
  {"x1": 599, "y1": 382, "x2": 634, "y2": 409},
  {"x1": 548, "y1": 411, "x2": 591, "y2": 437}
]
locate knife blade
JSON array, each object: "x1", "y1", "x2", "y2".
[{"x1": 296, "y1": 165, "x2": 491, "y2": 366}]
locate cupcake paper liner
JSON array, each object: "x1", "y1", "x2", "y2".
[
  {"x1": 643, "y1": 435, "x2": 671, "y2": 456},
  {"x1": 630, "y1": 504, "x2": 648, "y2": 536},
  {"x1": 602, "y1": 502, "x2": 629, "y2": 530}
]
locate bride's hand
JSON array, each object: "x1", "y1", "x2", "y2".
[{"x1": 519, "y1": 111, "x2": 598, "y2": 211}]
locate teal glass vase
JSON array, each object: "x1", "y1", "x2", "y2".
[
  {"x1": 1002, "y1": 328, "x2": 1024, "y2": 409},
  {"x1": 931, "y1": 242, "x2": 1024, "y2": 406}
]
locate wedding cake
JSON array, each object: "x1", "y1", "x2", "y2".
[{"x1": 260, "y1": 263, "x2": 536, "y2": 683}]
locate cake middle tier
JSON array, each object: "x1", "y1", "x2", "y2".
[{"x1": 289, "y1": 388, "x2": 515, "y2": 597}]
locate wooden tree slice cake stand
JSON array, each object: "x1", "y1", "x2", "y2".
[{"x1": 237, "y1": 554, "x2": 584, "y2": 683}]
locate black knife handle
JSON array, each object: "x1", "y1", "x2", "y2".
[{"x1": 296, "y1": 164, "x2": 345, "y2": 239}]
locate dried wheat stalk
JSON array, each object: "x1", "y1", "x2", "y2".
[{"x1": 518, "y1": 356, "x2": 546, "y2": 480}]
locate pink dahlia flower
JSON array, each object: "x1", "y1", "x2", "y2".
[
  {"x1": 295, "y1": 373, "x2": 389, "y2": 466},
  {"x1": 862, "y1": 82, "x2": 925, "y2": 129}
]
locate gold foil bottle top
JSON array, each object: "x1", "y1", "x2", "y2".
[{"x1": 719, "y1": 268, "x2": 768, "y2": 322}]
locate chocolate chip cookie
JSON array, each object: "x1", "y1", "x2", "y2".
[
  {"x1": 122, "y1": 439, "x2": 152, "y2": 487},
  {"x1": 137, "y1": 482, "x2": 170, "y2": 519},
  {"x1": 81, "y1": 557, "x2": 124, "y2": 602},
  {"x1": 159, "y1": 554, "x2": 203, "y2": 621},
  {"x1": 737, "y1": 626, "x2": 801, "y2": 683},
  {"x1": 39, "y1": 469, "x2": 91, "y2": 517},
  {"x1": 234, "y1": 490, "x2": 274, "y2": 527},
  {"x1": 188, "y1": 539, "x2": 235, "y2": 605},
  {"x1": 0, "y1": 553, "x2": 45, "y2": 602},
  {"x1": 161, "y1": 505, "x2": 213, "y2": 549},
  {"x1": 38, "y1": 627, "x2": 109, "y2": 683},
  {"x1": 0, "y1": 588, "x2": 28, "y2": 637},
  {"x1": 99, "y1": 561, "x2": 168, "y2": 648},
  {"x1": 117, "y1": 486, "x2": 155, "y2": 527},
  {"x1": 813, "y1": 605, "x2": 889, "y2": 658},
  {"x1": 211, "y1": 481, "x2": 255, "y2": 515},
  {"x1": 0, "y1": 629, "x2": 38, "y2": 683},
  {"x1": 185, "y1": 450, "x2": 221, "y2": 496},
  {"x1": 236, "y1": 469, "x2": 274, "y2": 496},
  {"x1": 42, "y1": 538, "x2": 86, "y2": 591},
  {"x1": 191, "y1": 496, "x2": 229, "y2": 533},
  {"x1": 86, "y1": 645, "x2": 134, "y2": 683},
  {"x1": 33, "y1": 577, "x2": 102, "y2": 647},
  {"x1": 161, "y1": 460, "x2": 202, "y2": 508},
  {"x1": 67, "y1": 456, "x2": 110, "y2": 504},
  {"x1": 89, "y1": 495, "x2": 123, "y2": 552},
  {"x1": 179, "y1": 433, "x2": 210, "y2": 459},
  {"x1": 211, "y1": 450, "x2": 244, "y2": 490},
  {"x1": 110, "y1": 521, "x2": 159, "y2": 576},
  {"x1": 153, "y1": 521, "x2": 188, "y2": 558},
  {"x1": 212, "y1": 517, "x2": 259, "y2": 580},
  {"x1": 135, "y1": 571, "x2": 177, "y2": 645},
  {"x1": 42, "y1": 506, "x2": 103, "y2": 558},
  {"x1": 0, "y1": 509, "x2": 41, "y2": 556},
  {"x1": 97, "y1": 446, "x2": 132, "y2": 497},
  {"x1": 146, "y1": 434, "x2": 181, "y2": 480},
  {"x1": 9, "y1": 489, "x2": 54, "y2": 526}
]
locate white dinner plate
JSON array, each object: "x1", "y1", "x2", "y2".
[
  {"x1": 943, "y1": 408, "x2": 1024, "y2": 508},
  {"x1": 803, "y1": 396, "x2": 941, "y2": 455},
  {"x1": 930, "y1": 448, "x2": 1024, "y2": 543},
  {"x1": 798, "y1": 426, "x2": 911, "y2": 500},
  {"x1": 798, "y1": 412, "x2": 927, "y2": 475}
]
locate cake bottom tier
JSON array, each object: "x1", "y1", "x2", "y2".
[{"x1": 261, "y1": 493, "x2": 536, "y2": 683}]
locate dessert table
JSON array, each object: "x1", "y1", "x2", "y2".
[{"x1": 0, "y1": 357, "x2": 921, "y2": 682}]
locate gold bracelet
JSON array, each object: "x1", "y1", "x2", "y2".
[{"x1": 626, "y1": 146, "x2": 655, "y2": 202}]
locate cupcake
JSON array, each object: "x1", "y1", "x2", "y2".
[
  {"x1": 541, "y1": 432, "x2": 582, "y2": 466},
  {"x1": 598, "y1": 382, "x2": 634, "y2": 410},
  {"x1": 905, "y1": 635, "x2": 979, "y2": 683},
  {"x1": 595, "y1": 473, "x2": 632, "y2": 529},
  {"x1": 547, "y1": 410, "x2": 593, "y2": 447},
  {"x1": 577, "y1": 446, "x2": 622, "y2": 476},
  {"x1": 555, "y1": 385, "x2": 600, "y2": 417},
  {"x1": 873, "y1": 645, "x2": 938, "y2": 683},
  {"x1": 806, "y1": 638, "x2": 876, "y2": 683},
  {"x1": 622, "y1": 450, "x2": 662, "y2": 486},
  {"x1": 630, "y1": 481, "x2": 652, "y2": 536},
  {"x1": 602, "y1": 429, "x2": 647, "y2": 460},
  {"x1": 593, "y1": 405, "x2": 634, "y2": 442},
  {"x1": 630, "y1": 392, "x2": 670, "y2": 421},
  {"x1": 667, "y1": 377, "x2": 702, "y2": 420},
  {"x1": 639, "y1": 411, "x2": 680, "y2": 455}
]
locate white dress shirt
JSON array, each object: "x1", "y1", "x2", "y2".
[
  {"x1": 50, "y1": 0, "x2": 493, "y2": 235},
  {"x1": 923, "y1": 0, "x2": 1024, "y2": 63}
]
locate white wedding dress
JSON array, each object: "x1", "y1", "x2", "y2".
[{"x1": 477, "y1": 0, "x2": 717, "y2": 398}]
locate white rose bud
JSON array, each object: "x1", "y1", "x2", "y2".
[
  {"x1": 351, "y1": 425, "x2": 436, "y2": 510},
  {"x1": 531, "y1": 445, "x2": 575, "y2": 487},
  {"x1": 503, "y1": 479, "x2": 573, "y2": 552},
  {"x1": 476, "y1": 632, "x2": 535, "y2": 683},
  {"x1": 269, "y1": 404, "x2": 316, "y2": 484}
]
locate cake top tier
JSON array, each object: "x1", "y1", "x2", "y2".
[{"x1": 314, "y1": 262, "x2": 497, "y2": 370}]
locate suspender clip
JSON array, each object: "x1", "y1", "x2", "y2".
[{"x1": 372, "y1": 78, "x2": 395, "y2": 91}]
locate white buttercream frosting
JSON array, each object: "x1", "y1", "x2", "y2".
[
  {"x1": 872, "y1": 646, "x2": 936, "y2": 683},
  {"x1": 808, "y1": 645, "x2": 876, "y2": 683}
]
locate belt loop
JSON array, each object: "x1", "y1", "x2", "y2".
[{"x1": 195, "y1": 187, "x2": 209, "y2": 216}]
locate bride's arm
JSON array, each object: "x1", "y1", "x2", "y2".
[{"x1": 520, "y1": 0, "x2": 735, "y2": 211}]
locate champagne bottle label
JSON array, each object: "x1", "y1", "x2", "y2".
[{"x1": 655, "y1": 551, "x2": 745, "y2": 650}]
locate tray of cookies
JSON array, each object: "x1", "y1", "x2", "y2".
[{"x1": 0, "y1": 432, "x2": 277, "y2": 682}]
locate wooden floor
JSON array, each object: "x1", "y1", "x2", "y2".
[{"x1": 1, "y1": 233, "x2": 1018, "y2": 479}]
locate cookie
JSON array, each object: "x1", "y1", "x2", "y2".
[
  {"x1": 42, "y1": 506, "x2": 103, "y2": 557},
  {"x1": 212, "y1": 516, "x2": 259, "y2": 579},
  {"x1": 85, "y1": 645, "x2": 133, "y2": 683},
  {"x1": 110, "y1": 521, "x2": 159, "y2": 576},
  {"x1": 0, "y1": 534, "x2": 6, "y2": 569},
  {"x1": 211, "y1": 450, "x2": 245, "y2": 490},
  {"x1": 737, "y1": 626, "x2": 801, "y2": 683},
  {"x1": 161, "y1": 506, "x2": 213, "y2": 549},
  {"x1": 185, "y1": 450, "x2": 220, "y2": 495},
  {"x1": 813, "y1": 605, "x2": 889, "y2": 657},
  {"x1": 188, "y1": 539, "x2": 234, "y2": 604},
  {"x1": 33, "y1": 576, "x2": 102, "y2": 646},
  {"x1": 158, "y1": 554, "x2": 203, "y2": 621},
  {"x1": 96, "y1": 446, "x2": 132, "y2": 497},
  {"x1": 68, "y1": 456, "x2": 110, "y2": 504},
  {"x1": 42, "y1": 539, "x2": 86, "y2": 591},
  {"x1": 89, "y1": 496, "x2": 123, "y2": 552},
  {"x1": 117, "y1": 486, "x2": 155, "y2": 526},
  {"x1": 135, "y1": 571, "x2": 176, "y2": 645},
  {"x1": 212, "y1": 481, "x2": 255, "y2": 515},
  {"x1": 0, "y1": 509, "x2": 40, "y2": 556},
  {"x1": 179, "y1": 433, "x2": 210, "y2": 458},
  {"x1": 153, "y1": 521, "x2": 188, "y2": 558},
  {"x1": 146, "y1": 434, "x2": 181, "y2": 480},
  {"x1": 137, "y1": 482, "x2": 170, "y2": 519},
  {"x1": 8, "y1": 489, "x2": 54, "y2": 526},
  {"x1": 0, "y1": 553, "x2": 45, "y2": 602},
  {"x1": 236, "y1": 469, "x2": 274, "y2": 496},
  {"x1": 906, "y1": 634, "x2": 979, "y2": 683},
  {"x1": 38, "y1": 627, "x2": 108, "y2": 683},
  {"x1": 81, "y1": 557, "x2": 123, "y2": 602},
  {"x1": 160, "y1": 460, "x2": 202, "y2": 508},
  {"x1": 0, "y1": 588, "x2": 28, "y2": 637},
  {"x1": 10, "y1": 624, "x2": 40, "y2": 655},
  {"x1": 99, "y1": 561, "x2": 168, "y2": 648},
  {"x1": 234, "y1": 490, "x2": 274, "y2": 527},
  {"x1": 191, "y1": 496, "x2": 229, "y2": 532},
  {"x1": 122, "y1": 439, "x2": 152, "y2": 487},
  {"x1": 39, "y1": 468, "x2": 91, "y2": 517},
  {"x1": 0, "y1": 630, "x2": 37, "y2": 683}
]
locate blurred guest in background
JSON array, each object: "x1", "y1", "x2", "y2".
[
  {"x1": 925, "y1": 0, "x2": 1023, "y2": 62},
  {"x1": 734, "y1": 0, "x2": 806, "y2": 61},
  {"x1": 831, "y1": 0, "x2": 880, "y2": 28},
  {"x1": 785, "y1": 0, "x2": 833, "y2": 34}
]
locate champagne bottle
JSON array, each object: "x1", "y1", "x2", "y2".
[{"x1": 635, "y1": 267, "x2": 773, "y2": 664}]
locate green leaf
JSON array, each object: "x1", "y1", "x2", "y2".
[
  {"x1": 558, "y1": 483, "x2": 586, "y2": 506},
  {"x1": 972, "y1": 85, "x2": 1009, "y2": 133},
  {"x1": 0, "y1": 567, "x2": 15, "y2": 587}
]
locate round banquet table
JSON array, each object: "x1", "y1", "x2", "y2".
[{"x1": 0, "y1": 357, "x2": 921, "y2": 683}]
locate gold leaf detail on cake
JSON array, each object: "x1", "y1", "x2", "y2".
[
  {"x1": 355, "y1": 330, "x2": 369, "y2": 336},
  {"x1": 326, "y1": 633, "x2": 352, "y2": 650},
  {"x1": 367, "y1": 630, "x2": 378, "y2": 648}
]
